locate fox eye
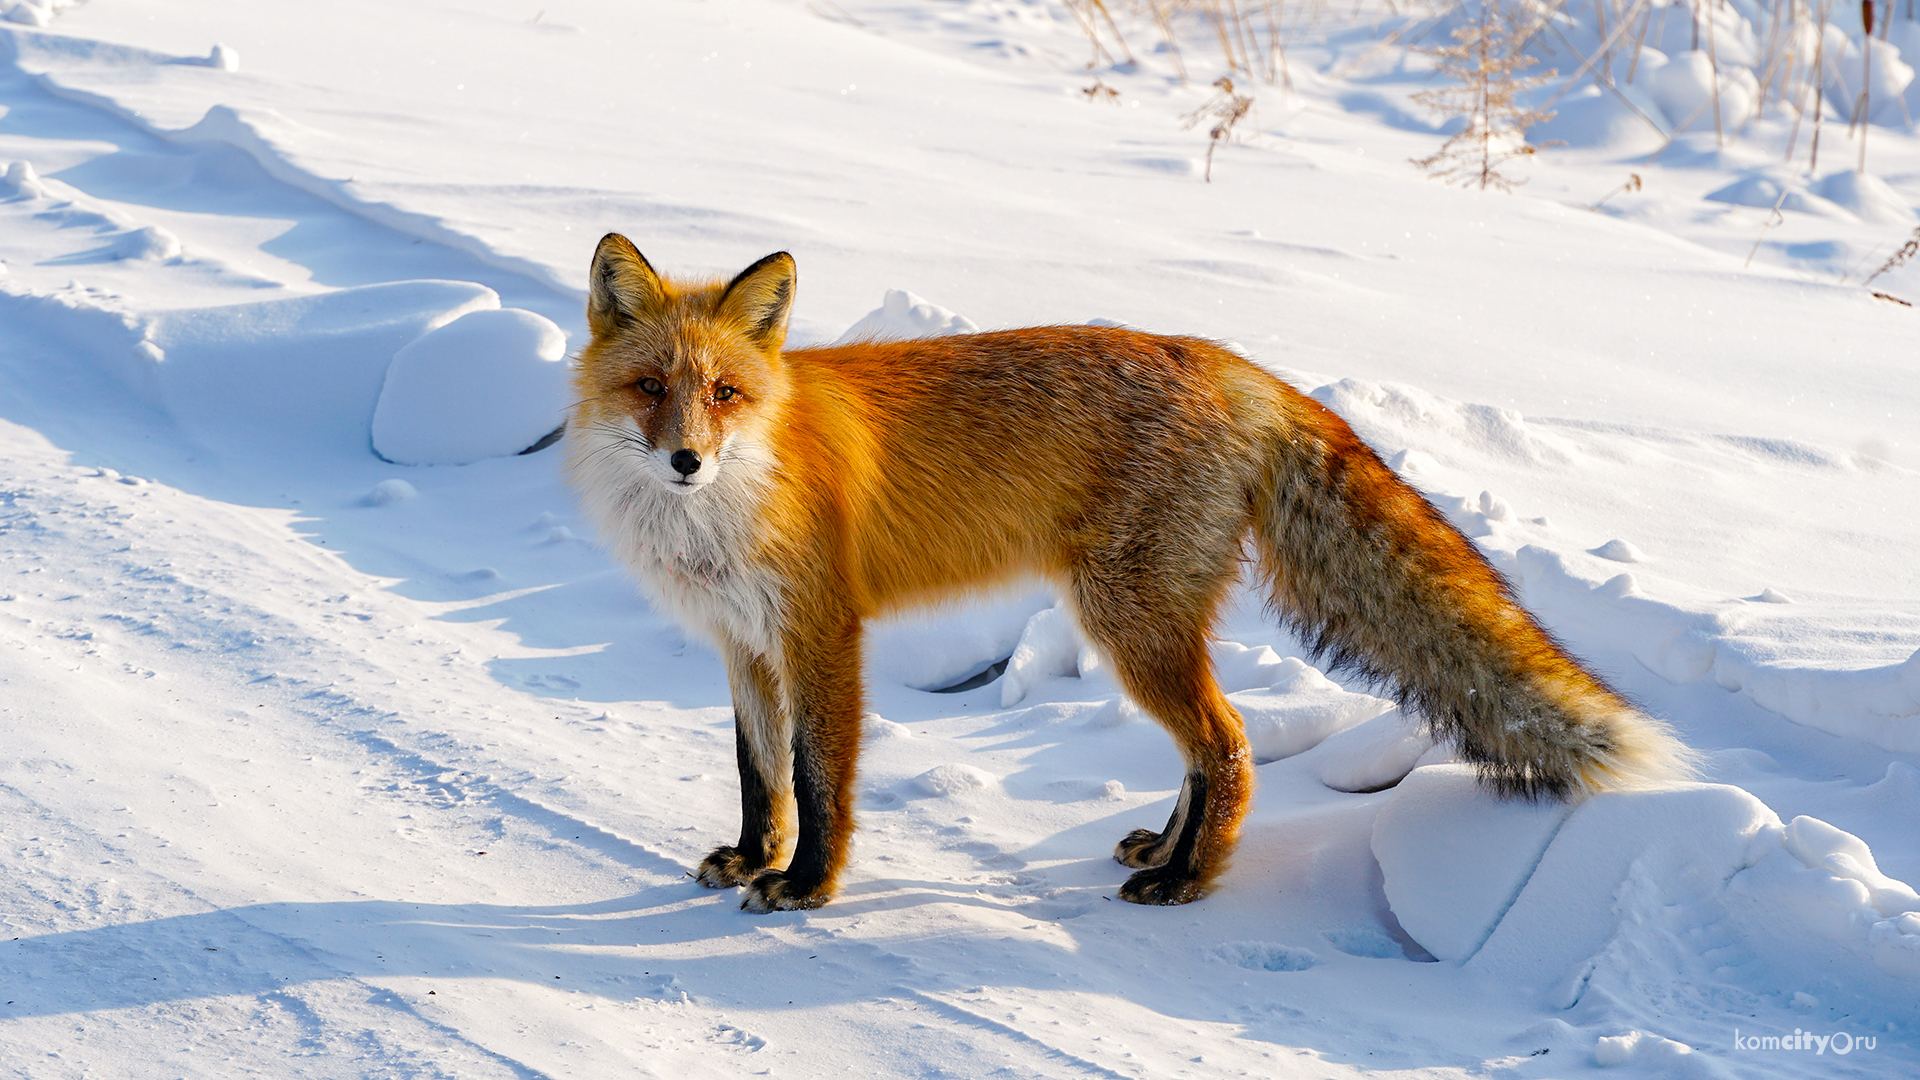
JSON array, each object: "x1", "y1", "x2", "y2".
[
  {"x1": 636, "y1": 377, "x2": 665, "y2": 396},
  {"x1": 715, "y1": 384, "x2": 738, "y2": 402}
]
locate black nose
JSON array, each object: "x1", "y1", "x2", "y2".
[{"x1": 669, "y1": 449, "x2": 702, "y2": 477}]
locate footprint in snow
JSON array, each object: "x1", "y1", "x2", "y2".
[{"x1": 1213, "y1": 941, "x2": 1319, "y2": 972}]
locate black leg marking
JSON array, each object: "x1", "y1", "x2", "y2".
[
  {"x1": 742, "y1": 727, "x2": 840, "y2": 912},
  {"x1": 696, "y1": 716, "x2": 783, "y2": 888},
  {"x1": 1119, "y1": 770, "x2": 1211, "y2": 905},
  {"x1": 1114, "y1": 775, "x2": 1194, "y2": 869}
]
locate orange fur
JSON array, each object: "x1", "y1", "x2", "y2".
[{"x1": 565, "y1": 235, "x2": 1692, "y2": 912}]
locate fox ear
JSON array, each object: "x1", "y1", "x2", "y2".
[
  {"x1": 588, "y1": 233, "x2": 665, "y2": 334},
  {"x1": 718, "y1": 251, "x2": 796, "y2": 352}
]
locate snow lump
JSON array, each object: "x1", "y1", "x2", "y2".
[{"x1": 371, "y1": 308, "x2": 570, "y2": 466}]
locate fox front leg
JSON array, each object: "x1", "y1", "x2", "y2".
[
  {"x1": 741, "y1": 608, "x2": 864, "y2": 913},
  {"x1": 696, "y1": 641, "x2": 794, "y2": 888}
]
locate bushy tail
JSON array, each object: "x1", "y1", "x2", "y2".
[{"x1": 1251, "y1": 398, "x2": 1695, "y2": 799}]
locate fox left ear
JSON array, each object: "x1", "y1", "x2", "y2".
[
  {"x1": 588, "y1": 233, "x2": 665, "y2": 336},
  {"x1": 718, "y1": 251, "x2": 796, "y2": 352}
]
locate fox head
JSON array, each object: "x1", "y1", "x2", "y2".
[{"x1": 570, "y1": 234, "x2": 795, "y2": 493}]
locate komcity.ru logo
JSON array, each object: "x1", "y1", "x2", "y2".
[{"x1": 1733, "y1": 1028, "x2": 1878, "y2": 1055}]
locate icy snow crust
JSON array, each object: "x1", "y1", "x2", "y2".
[{"x1": 1, "y1": 0, "x2": 1918, "y2": 1076}]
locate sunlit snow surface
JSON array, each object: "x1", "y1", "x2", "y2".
[{"x1": 1, "y1": 1, "x2": 1917, "y2": 1077}]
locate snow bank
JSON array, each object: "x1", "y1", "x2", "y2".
[
  {"x1": 0, "y1": 275, "x2": 506, "y2": 464},
  {"x1": 1512, "y1": 544, "x2": 1920, "y2": 752},
  {"x1": 1373, "y1": 768, "x2": 1920, "y2": 1022},
  {"x1": 147, "y1": 281, "x2": 501, "y2": 462},
  {"x1": 1371, "y1": 764, "x2": 1572, "y2": 962},
  {"x1": 370, "y1": 307, "x2": 570, "y2": 466}
]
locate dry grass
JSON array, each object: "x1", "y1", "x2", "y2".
[
  {"x1": 1865, "y1": 225, "x2": 1920, "y2": 286},
  {"x1": 1061, "y1": 0, "x2": 1920, "y2": 182},
  {"x1": 1064, "y1": 0, "x2": 1323, "y2": 87},
  {"x1": 1181, "y1": 76, "x2": 1257, "y2": 179},
  {"x1": 1410, "y1": 5, "x2": 1556, "y2": 192}
]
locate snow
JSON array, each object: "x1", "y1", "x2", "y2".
[
  {"x1": 371, "y1": 307, "x2": 570, "y2": 466},
  {"x1": 837, "y1": 288, "x2": 980, "y2": 342},
  {"x1": 1, "y1": 0, "x2": 1917, "y2": 1076}
]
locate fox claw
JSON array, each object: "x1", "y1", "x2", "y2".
[
  {"x1": 695, "y1": 846, "x2": 761, "y2": 888},
  {"x1": 1114, "y1": 827, "x2": 1171, "y2": 869},
  {"x1": 1118, "y1": 865, "x2": 1207, "y2": 906},
  {"x1": 741, "y1": 869, "x2": 832, "y2": 912}
]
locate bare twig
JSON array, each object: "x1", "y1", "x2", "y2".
[
  {"x1": 1592, "y1": 171, "x2": 1644, "y2": 210},
  {"x1": 1411, "y1": 5, "x2": 1557, "y2": 193},
  {"x1": 1181, "y1": 76, "x2": 1256, "y2": 181},
  {"x1": 1864, "y1": 226, "x2": 1920, "y2": 286}
]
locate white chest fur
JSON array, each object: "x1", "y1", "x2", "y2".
[{"x1": 565, "y1": 427, "x2": 785, "y2": 658}]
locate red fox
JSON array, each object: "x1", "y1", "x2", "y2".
[{"x1": 565, "y1": 233, "x2": 1692, "y2": 912}]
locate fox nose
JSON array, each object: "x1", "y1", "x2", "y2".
[{"x1": 669, "y1": 449, "x2": 702, "y2": 477}]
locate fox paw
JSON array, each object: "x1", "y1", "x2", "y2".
[
  {"x1": 694, "y1": 846, "x2": 763, "y2": 889},
  {"x1": 741, "y1": 869, "x2": 833, "y2": 913},
  {"x1": 1118, "y1": 865, "x2": 1208, "y2": 906},
  {"x1": 1114, "y1": 827, "x2": 1172, "y2": 869}
]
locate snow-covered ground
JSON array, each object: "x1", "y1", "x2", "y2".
[{"x1": 2, "y1": 0, "x2": 1917, "y2": 1076}]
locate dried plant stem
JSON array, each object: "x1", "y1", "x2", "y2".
[
  {"x1": 1411, "y1": 4, "x2": 1556, "y2": 192},
  {"x1": 1626, "y1": 1, "x2": 1654, "y2": 84},
  {"x1": 1855, "y1": 0, "x2": 1873, "y2": 172},
  {"x1": 1705, "y1": 0, "x2": 1726, "y2": 145},
  {"x1": 1810, "y1": 0, "x2": 1830, "y2": 173},
  {"x1": 1181, "y1": 76, "x2": 1255, "y2": 181},
  {"x1": 1746, "y1": 184, "x2": 1793, "y2": 267},
  {"x1": 1147, "y1": 3, "x2": 1190, "y2": 84},
  {"x1": 1864, "y1": 226, "x2": 1920, "y2": 286}
]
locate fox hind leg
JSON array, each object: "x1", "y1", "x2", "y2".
[
  {"x1": 1070, "y1": 557, "x2": 1254, "y2": 905},
  {"x1": 697, "y1": 642, "x2": 794, "y2": 888},
  {"x1": 1113, "y1": 778, "x2": 1196, "y2": 869}
]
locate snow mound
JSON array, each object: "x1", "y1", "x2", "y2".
[
  {"x1": 108, "y1": 224, "x2": 182, "y2": 261},
  {"x1": 1208, "y1": 640, "x2": 1291, "y2": 692},
  {"x1": 912, "y1": 763, "x2": 1000, "y2": 798},
  {"x1": 1593, "y1": 1030, "x2": 1713, "y2": 1072},
  {"x1": 1589, "y1": 538, "x2": 1644, "y2": 563},
  {"x1": 999, "y1": 603, "x2": 1081, "y2": 706},
  {"x1": 1231, "y1": 664, "x2": 1394, "y2": 764},
  {"x1": 1703, "y1": 174, "x2": 1848, "y2": 218},
  {"x1": 1363, "y1": 775, "x2": 1920, "y2": 1022},
  {"x1": 1646, "y1": 51, "x2": 1756, "y2": 135},
  {"x1": 1311, "y1": 378, "x2": 1574, "y2": 469},
  {"x1": 371, "y1": 307, "x2": 570, "y2": 466},
  {"x1": 1371, "y1": 764, "x2": 1573, "y2": 962},
  {"x1": 1529, "y1": 85, "x2": 1665, "y2": 154},
  {"x1": 1311, "y1": 708, "x2": 1433, "y2": 793},
  {"x1": 363, "y1": 478, "x2": 418, "y2": 506},
  {"x1": 1810, "y1": 170, "x2": 1919, "y2": 226},
  {"x1": 867, "y1": 590, "x2": 1045, "y2": 692},
  {"x1": 3, "y1": 160, "x2": 49, "y2": 198},
  {"x1": 0, "y1": 279, "x2": 506, "y2": 463},
  {"x1": 836, "y1": 289, "x2": 978, "y2": 342}
]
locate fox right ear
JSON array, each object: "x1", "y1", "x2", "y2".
[{"x1": 587, "y1": 233, "x2": 665, "y2": 334}]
